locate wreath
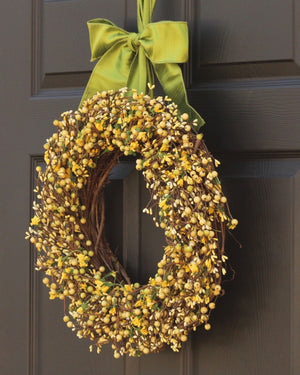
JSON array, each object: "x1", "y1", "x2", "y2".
[{"x1": 26, "y1": 88, "x2": 237, "y2": 358}]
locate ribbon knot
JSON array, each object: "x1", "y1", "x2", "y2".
[{"x1": 127, "y1": 33, "x2": 140, "y2": 52}]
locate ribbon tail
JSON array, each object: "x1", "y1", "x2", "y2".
[
  {"x1": 79, "y1": 41, "x2": 133, "y2": 108},
  {"x1": 127, "y1": 47, "x2": 154, "y2": 95},
  {"x1": 153, "y1": 63, "x2": 205, "y2": 131}
]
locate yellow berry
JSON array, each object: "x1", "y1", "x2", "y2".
[{"x1": 231, "y1": 219, "x2": 238, "y2": 226}]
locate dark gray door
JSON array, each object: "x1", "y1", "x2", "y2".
[{"x1": 1, "y1": 0, "x2": 299, "y2": 374}]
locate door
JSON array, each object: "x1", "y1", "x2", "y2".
[{"x1": 1, "y1": 0, "x2": 299, "y2": 374}]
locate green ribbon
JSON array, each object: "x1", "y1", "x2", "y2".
[{"x1": 80, "y1": 0, "x2": 204, "y2": 130}]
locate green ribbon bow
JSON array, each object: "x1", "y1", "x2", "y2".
[{"x1": 80, "y1": 0, "x2": 204, "y2": 130}]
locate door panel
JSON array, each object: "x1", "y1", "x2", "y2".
[
  {"x1": 198, "y1": 0, "x2": 293, "y2": 64},
  {"x1": 43, "y1": 0, "x2": 126, "y2": 74},
  {"x1": 0, "y1": 0, "x2": 299, "y2": 374},
  {"x1": 192, "y1": 158, "x2": 300, "y2": 375},
  {"x1": 195, "y1": 0, "x2": 299, "y2": 79}
]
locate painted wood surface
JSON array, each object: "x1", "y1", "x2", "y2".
[{"x1": 0, "y1": 0, "x2": 299, "y2": 374}]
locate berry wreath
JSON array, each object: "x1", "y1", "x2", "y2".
[{"x1": 27, "y1": 87, "x2": 237, "y2": 358}]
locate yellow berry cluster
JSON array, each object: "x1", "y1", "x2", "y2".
[{"x1": 26, "y1": 88, "x2": 237, "y2": 358}]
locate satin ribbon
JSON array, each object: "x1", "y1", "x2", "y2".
[{"x1": 79, "y1": 0, "x2": 204, "y2": 130}]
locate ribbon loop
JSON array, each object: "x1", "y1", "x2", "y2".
[{"x1": 127, "y1": 32, "x2": 141, "y2": 52}]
